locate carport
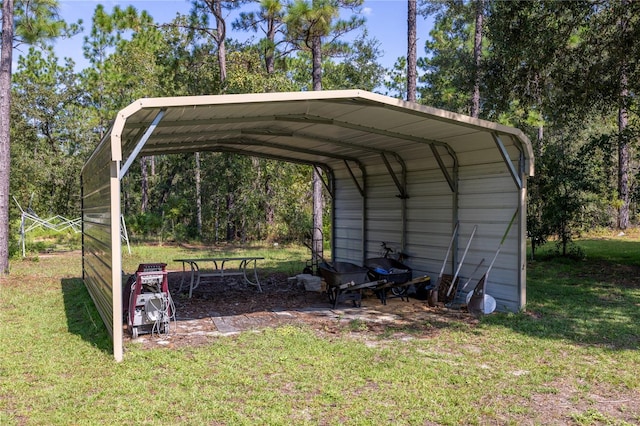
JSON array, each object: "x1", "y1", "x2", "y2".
[{"x1": 81, "y1": 90, "x2": 534, "y2": 361}]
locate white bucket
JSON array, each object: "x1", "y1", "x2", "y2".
[{"x1": 466, "y1": 291, "x2": 497, "y2": 314}]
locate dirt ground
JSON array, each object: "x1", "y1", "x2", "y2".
[{"x1": 126, "y1": 271, "x2": 475, "y2": 349}]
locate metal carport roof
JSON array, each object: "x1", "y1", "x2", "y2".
[
  {"x1": 107, "y1": 90, "x2": 533, "y2": 176},
  {"x1": 82, "y1": 89, "x2": 534, "y2": 361}
]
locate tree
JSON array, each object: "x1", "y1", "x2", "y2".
[
  {"x1": 559, "y1": 0, "x2": 640, "y2": 230},
  {"x1": 190, "y1": 0, "x2": 247, "y2": 88},
  {"x1": 81, "y1": 4, "x2": 121, "y2": 137},
  {"x1": 284, "y1": 0, "x2": 363, "y2": 267},
  {"x1": 549, "y1": 1, "x2": 638, "y2": 230},
  {"x1": 488, "y1": 1, "x2": 640, "y2": 234},
  {"x1": 224, "y1": 46, "x2": 296, "y2": 93},
  {"x1": 0, "y1": 0, "x2": 15, "y2": 274},
  {"x1": 470, "y1": 0, "x2": 484, "y2": 118},
  {"x1": 153, "y1": 13, "x2": 293, "y2": 241},
  {"x1": 233, "y1": 0, "x2": 287, "y2": 74},
  {"x1": 614, "y1": 0, "x2": 634, "y2": 229},
  {"x1": 114, "y1": 8, "x2": 163, "y2": 214},
  {"x1": 285, "y1": 0, "x2": 364, "y2": 90},
  {"x1": 407, "y1": 0, "x2": 417, "y2": 102},
  {"x1": 156, "y1": 14, "x2": 222, "y2": 96},
  {"x1": 419, "y1": 0, "x2": 477, "y2": 114},
  {"x1": 82, "y1": 5, "x2": 166, "y2": 215},
  {"x1": 537, "y1": 125, "x2": 605, "y2": 257},
  {"x1": 416, "y1": 0, "x2": 485, "y2": 114},
  {"x1": 1, "y1": 0, "x2": 66, "y2": 274},
  {"x1": 189, "y1": 1, "x2": 246, "y2": 238},
  {"x1": 485, "y1": 1, "x2": 599, "y2": 252},
  {"x1": 321, "y1": 31, "x2": 384, "y2": 91},
  {"x1": 11, "y1": 48, "x2": 87, "y2": 216},
  {"x1": 383, "y1": 56, "x2": 408, "y2": 99}
]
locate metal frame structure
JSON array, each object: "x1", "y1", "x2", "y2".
[
  {"x1": 14, "y1": 196, "x2": 79, "y2": 257},
  {"x1": 81, "y1": 90, "x2": 534, "y2": 361},
  {"x1": 15, "y1": 196, "x2": 131, "y2": 257}
]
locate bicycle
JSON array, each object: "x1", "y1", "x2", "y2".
[{"x1": 378, "y1": 242, "x2": 410, "y2": 296}]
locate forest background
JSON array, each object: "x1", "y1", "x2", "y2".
[{"x1": 2, "y1": 0, "x2": 640, "y2": 262}]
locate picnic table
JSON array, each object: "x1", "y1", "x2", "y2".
[{"x1": 174, "y1": 257, "x2": 264, "y2": 298}]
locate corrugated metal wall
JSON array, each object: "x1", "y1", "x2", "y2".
[
  {"x1": 333, "y1": 144, "x2": 457, "y2": 275},
  {"x1": 457, "y1": 163, "x2": 521, "y2": 311},
  {"x1": 331, "y1": 137, "x2": 525, "y2": 311},
  {"x1": 333, "y1": 172, "x2": 365, "y2": 264},
  {"x1": 81, "y1": 140, "x2": 116, "y2": 336},
  {"x1": 403, "y1": 145, "x2": 457, "y2": 279}
]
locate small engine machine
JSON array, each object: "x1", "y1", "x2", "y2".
[{"x1": 123, "y1": 263, "x2": 174, "y2": 338}]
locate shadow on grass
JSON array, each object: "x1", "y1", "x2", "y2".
[
  {"x1": 61, "y1": 277, "x2": 112, "y2": 354},
  {"x1": 485, "y1": 257, "x2": 640, "y2": 351}
]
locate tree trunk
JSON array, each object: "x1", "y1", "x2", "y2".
[
  {"x1": 311, "y1": 35, "x2": 322, "y2": 91},
  {"x1": 0, "y1": 0, "x2": 15, "y2": 275},
  {"x1": 195, "y1": 152, "x2": 202, "y2": 237},
  {"x1": 537, "y1": 125, "x2": 544, "y2": 155},
  {"x1": 226, "y1": 192, "x2": 235, "y2": 241},
  {"x1": 140, "y1": 157, "x2": 148, "y2": 213},
  {"x1": 213, "y1": 0, "x2": 227, "y2": 84},
  {"x1": 265, "y1": 175, "x2": 275, "y2": 225},
  {"x1": 618, "y1": 72, "x2": 629, "y2": 230},
  {"x1": 407, "y1": 0, "x2": 417, "y2": 102},
  {"x1": 471, "y1": 0, "x2": 484, "y2": 118},
  {"x1": 617, "y1": 1, "x2": 630, "y2": 230},
  {"x1": 311, "y1": 34, "x2": 323, "y2": 266},
  {"x1": 265, "y1": 15, "x2": 276, "y2": 74},
  {"x1": 312, "y1": 168, "x2": 323, "y2": 266},
  {"x1": 214, "y1": 197, "x2": 220, "y2": 242}
]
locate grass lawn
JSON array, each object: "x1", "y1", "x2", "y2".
[{"x1": 1, "y1": 238, "x2": 639, "y2": 425}]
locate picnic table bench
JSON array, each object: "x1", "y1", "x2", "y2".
[{"x1": 174, "y1": 257, "x2": 264, "y2": 298}]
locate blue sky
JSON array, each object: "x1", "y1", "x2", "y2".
[{"x1": 44, "y1": 0, "x2": 433, "y2": 71}]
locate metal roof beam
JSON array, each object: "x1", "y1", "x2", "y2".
[
  {"x1": 119, "y1": 109, "x2": 165, "y2": 177},
  {"x1": 280, "y1": 115, "x2": 459, "y2": 195},
  {"x1": 282, "y1": 114, "x2": 452, "y2": 148},
  {"x1": 145, "y1": 137, "x2": 361, "y2": 163},
  {"x1": 275, "y1": 130, "x2": 407, "y2": 198},
  {"x1": 128, "y1": 112, "x2": 331, "y2": 129},
  {"x1": 344, "y1": 160, "x2": 365, "y2": 197},
  {"x1": 493, "y1": 133, "x2": 523, "y2": 189},
  {"x1": 131, "y1": 111, "x2": 456, "y2": 168},
  {"x1": 128, "y1": 115, "x2": 277, "y2": 128},
  {"x1": 430, "y1": 145, "x2": 457, "y2": 193},
  {"x1": 381, "y1": 152, "x2": 408, "y2": 199},
  {"x1": 314, "y1": 165, "x2": 334, "y2": 199},
  {"x1": 290, "y1": 129, "x2": 394, "y2": 156},
  {"x1": 144, "y1": 112, "x2": 451, "y2": 154},
  {"x1": 143, "y1": 137, "x2": 362, "y2": 169},
  {"x1": 144, "y1": 121, "x2": 403, "y2": 158},
  {"x1": 150, "y1": 144, "x2": 334, "y2": 173}
]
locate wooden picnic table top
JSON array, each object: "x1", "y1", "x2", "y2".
[
  {"x1": 174, "y1": 256, "x2": 264, "y2": 263},
  {"x1": 174, "y1": 257, "x2": 264, "y2": 297}
]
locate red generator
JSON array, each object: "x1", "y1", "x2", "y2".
[{"x1": 123, "y1": 263, "x2": 174, "y2": 338}]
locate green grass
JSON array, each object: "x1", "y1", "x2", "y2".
[{"x1": 1, "y1": 239, "x2": 639, "y2": 425}]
